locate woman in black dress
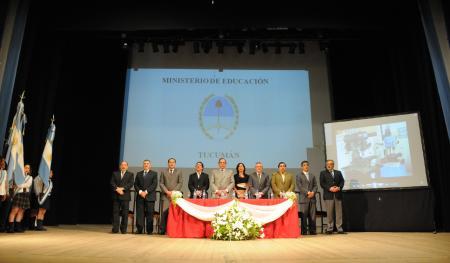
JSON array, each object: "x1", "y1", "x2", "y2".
[{"x1": 233, "y1": 163, "x2": 249, "y2": 199}]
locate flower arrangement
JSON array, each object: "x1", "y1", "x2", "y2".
[
  {"x1": 212, "y1": 201, "x2": 264, "y2": 240},
  {"x1": 283, "y1": 191, "x2": 297, "y2": 201},
  {"x1": 171, "y1": 191, "x2": 183, "y2": 205}
]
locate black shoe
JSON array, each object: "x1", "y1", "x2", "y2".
[
  {"x1": 325, "y1": 230, "x2": 333, "y2": 234},
  {"x1": 135, "y1": 229, "x2": 143, "y2": 234},
  {"x1": 7, "y1": 222, "x2": 14, "y2": 233},
  {"x1": 15, "y1": 222, "x2": 24, "y2": 233},
  {"x1": 111, "y1": 229, "x2": 119, "y2": 234},
  {"x1": 337, "y1": 231, "x2": 347, "y2": 234},
  {"x1": 309, "y1": 232, "x2": 317, "y2": 235},
  {"x1": 36, "y1": 220, "x2": 47, "y2": 231}
]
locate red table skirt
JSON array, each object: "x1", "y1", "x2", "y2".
[{"x1": 167, "y1": 199, "x2": 300, "y2": 238}]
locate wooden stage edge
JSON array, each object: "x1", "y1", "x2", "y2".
[{"x1": 0, "y1": 225, "x2": 449, "y2": 263}]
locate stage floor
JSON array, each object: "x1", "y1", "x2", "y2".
[{"x1": 0, "y1": 225, "x2": 449, "y2": 263}]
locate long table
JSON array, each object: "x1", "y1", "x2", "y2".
[{"x1": 167, "y1": 198, "x2": 300, "y2": 238}]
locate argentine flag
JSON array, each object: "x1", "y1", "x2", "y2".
[
  {"x1": 38, "y1": 120, "x2": 56, "y2": 189},
  {"x1": 5, "y1": 98, "x2": 27, "y2": 185}
]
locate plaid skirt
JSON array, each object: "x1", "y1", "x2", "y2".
[{"x1": 12, "y1": 192, "x2": 31, "y2": 209}]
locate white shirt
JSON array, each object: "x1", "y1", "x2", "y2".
[
  {"x1": 0, "y1": 170, "x2": 7, "y2": 195},
  {"x1": 196, "y1": 172, "x2": 201, "y2": 179},
  {"x1": 16, "y1": 175, "x2": 32, "y2": 193},
  {"x1": 304, "y1": 172, "x2": 309, "y2": 181}
]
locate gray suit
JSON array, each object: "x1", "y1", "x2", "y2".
[
  {"x1": 248, "y1": 172, "x2": 270, "y2": 198},
  {"x1": 296, "y1": 172, "x2": 318, "y2": 234},
  {"x1": 159, "y1": 168, "x2": 183, "y2": 234},
  {"x1": 210, "y1": 169, "x2": 234, "y2": 199}
]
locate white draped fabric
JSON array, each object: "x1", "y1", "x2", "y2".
[{"x1": 175, "y1": 199, "x2": 294, "y2": 225}]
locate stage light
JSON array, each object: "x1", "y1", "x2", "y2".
[
  {"x1": 319, "y1": 41, "x2": 329, "y2": 53},
  {"x1": 138, "y1": 41, "x2": 145, "y2": 53},
  {"x1": 288, "y1": 43, "x2": 296, "y2": 54},
  {"x1": 262, "y1": 43, "x2": 269, "y2": 53},
  {"x1": 216, "y1": 41, "x2": 224, "y2": 54},
  {"x1": 201, "y1": 40, "x2": 212, "y2": 54},
  {"x1": 163, "y1": 42, "x2": 170, "y2": 53},
  {"x1": 152, "y1": 42, "x2": 159, "y2": 53},
  {"x1": 275, "y1": 43, "x2": 281, "y2": 54},
  {"x1": 172, "y1": 43, "x2": 178, "y2": 53},
  {"x1": 193, "y1": 42, "x2": 200, "y2": 54},
  {"x1": 249, "y1": 41, "x2": 257, "y2": 55},
  {"x1": 236, "y1": 42, "x2": 244, "y2": 54},
  {"x1": 298, "y1": 42, "x2": 305, "y2": 54}
]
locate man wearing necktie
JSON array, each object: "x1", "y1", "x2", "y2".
[
  {"x1": 134, "y1": 160, "x2": 158, "y2": 234},
  {"x1": 271, "y1": 162, "x2": 295, "y2": 198},
  {"x1": 320, "y1": 159, "x2": 345, "y2": 234},
  {"x1": 188, "y1": 162, "x2": 210, "y2": 198},
  {"x1": 248, "y1": 162, "x2": 270, "y2": 199},
  {"x1": 296, "y1": 160, "x2": 318, "y2": 235},
  {"x1": 159, "y1": 158, "x2": 183, "y2": 235},
  {"x1": 110, "y1": 161, "x2": 134, "y2": 234},
  {"x1": 210, "y1": 158, "x2": 234, "y2": 199}
]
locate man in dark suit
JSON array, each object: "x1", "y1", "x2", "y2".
[
  {"x1": 296, "y1": 160, "x2": 318, "y2": 235},
  {"x1": 134, "y1": 159, "x2": 158, "y2": 234},
  {"x1": 110, "y1": 161, "x2": 134, "y2": 234},
  {"x1": 248, "y1": 162, "x2": 270, "y2": 199},
  {"x1": 188, "y1": 162, "x2": 209, "y2": 198},
  {"x1": 319, "y1": 159, "x2": 345, "y2": 234}
]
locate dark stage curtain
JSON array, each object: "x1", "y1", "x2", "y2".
[{"x1": 10, "y1": 6, "x2": 128, "y2": 224}]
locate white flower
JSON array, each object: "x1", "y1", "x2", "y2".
[
  {"x1": 233, "y1": 221, "x2": 243, "y2": 230},
  {"x1": 284, "y1": 191, "x2": 297, "y2": 201}
]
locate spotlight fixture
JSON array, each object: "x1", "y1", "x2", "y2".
[
  {"x1": 319, "y1": 41, "x2": 329, "y2": 53},
  {"x1": 193, "y1": 42, "x2": 200, "y2": 54},
  {"x1": 236, "y1": 41, "x2": 244, "y2": 54},
  {"x1": 262, "y1": 43, "x2": 269, "y2": 53},
  {"x1": 298, "y1": 42, "x2": 305, "y2": 54},
  {"x1": 163, "y1": 42, "x2": 170, "y2": 53},
  {"x1": 249, "y1": 41, "x2": 257, "y2": 55},
  {"x1": 288, "y1": 43, "x2": 296, "y2": 54},
  {"x1": 201, "y1": 40, "x2": 212, "y2": 53},
  {"x1": 216, "y1": 41, "x2": 224, "y2": 54},
  {"x1": 151, "y1": 42, "x2": 159, "y2": 52},
  {"x1": 138, "y1": 41, "x2": 145, "y2": 53},
  {"x1": 172, "y1": 43, "x2": 178, "y2": 53},
  {"x1": 275, "y1": 42, "x2": 281, "y2": 54}
]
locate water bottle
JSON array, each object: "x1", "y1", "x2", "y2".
[
  {"x1": 202, "y1": 189, "x2": 207, "y2": 199},
  {"x1": 270, "y1": 192, "x2": 274, "y2": 199},
  {"x1": 193, "y1": 188, "x2": 197, "y2": 199},
  {"x1": 244, "y1": 190, "x2": 248, "y2": 199}
]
